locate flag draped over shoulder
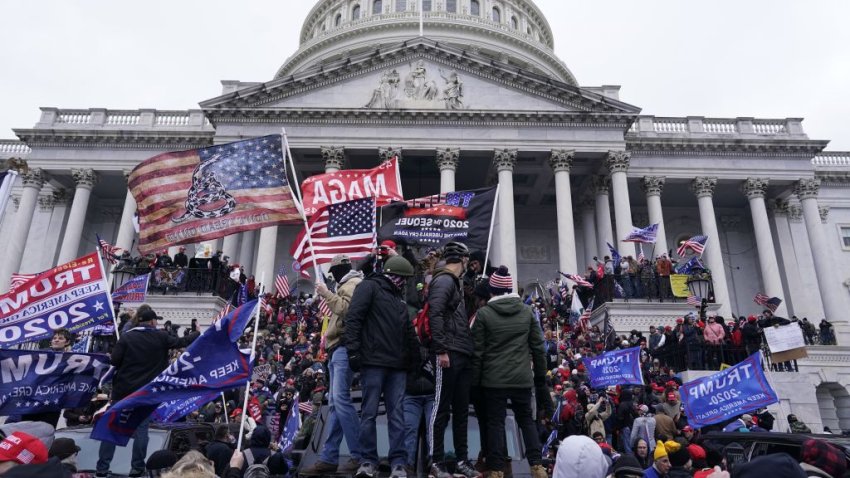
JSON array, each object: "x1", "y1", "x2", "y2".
[
  {"x1": 91, "y1": 300, "x2": 257, "y2": 445},
  {"x1": 129, "y1": 135, "x2": 301, "y2": 255},
  {"x1": 290, "y1": 197, "x2": 377, "y2": 270}
]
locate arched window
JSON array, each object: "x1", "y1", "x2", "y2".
[
  {"x1": 422, "y1": 0, "x2": 432, "y2": 11},
  {"x1": 511, "y1": 15, "x2": 518, "y2": 29},
  {"x1": 396, "y1": 0, "x2": 406, "y2": 12},
  {"x1": 470, "y1": 0, "x2": 480, "y2": 16},
  {"x1": 335, "y1": 13, "x2": 342, "y2": 26},
  {"x1": 446, "y1": 0, "x2": 457, "y2": 13},
  {"x1": 492, "y1": 6, "x2": 501, "y2": 23},
  {"x1": 352, "y1": 4, "x2": 361, "y2": 19},
  {"x1": 372, "y1": 0, "x2": 383, "y2": 14}
]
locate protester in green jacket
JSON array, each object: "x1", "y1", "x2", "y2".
[{"x1": 471, "y1": 266, "x2": 547, "y2": 478}]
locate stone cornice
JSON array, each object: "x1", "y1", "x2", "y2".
[
  {"x1": 627, "y1": 137, "x2": 828, "y2": 158},
  {"x1": 13, "y1": 129, "x2": 215, "y2": 150}
]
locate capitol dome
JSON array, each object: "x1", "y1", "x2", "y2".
[{"x1": 276, "y1": 0, "x2": 577, "y2": 85}]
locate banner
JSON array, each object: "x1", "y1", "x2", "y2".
[
  {"x1": 378, "y1": 187, "x2": 497, "y2": 252},
  {"x1": 300, "y1": 158, "x2": 403, "y2": 216},
  {"x1": 0, "y1": 252, "x2": 115, "y2": 347},
  {"x1": 583, "y1": 347, "x2": 644, "y2": 389},
  {"x1": 111, "y1": 274, "x2": 150, "y2": 303},
  {"x1": 670, "y1": 274, "x2": 691, "y2": 298},
  {"x1": 680, "y1": 352, "x2": 778, "y2": 428},
  {"x1": 0, "y1": 350, "x2": 110, "y2": 415},
  {"x1": 92, "y1": 301, "x2": 256, "y2": 445}
]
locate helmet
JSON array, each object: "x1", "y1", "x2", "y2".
[
  {"x1": 383, "y1": 256, "x2": 414, "y2": 276},
  {"x1": 441, "y1": 241, "x2": 470, "y2": 260}
]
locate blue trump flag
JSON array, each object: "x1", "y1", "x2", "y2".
[
  {"x1": 680, "y1": 352, "x2": 778, "y2": 428},
  {"x1": 279, "y1": 396, "x2": 301, "y2": 453},
  {"x1": 606, "y1": 242, "x2": 621, "y2": 265},
  {"x1": 111, "y1": 273, "x2": 150, "y2": 303},
  {"x1": 0, "y1": 350, "x2": 110, "y2": 415},
  {"x1": 91, "y1": 300, "x2": 258, "y2": 445},
  {"x1": 583, "y1": 347, "x2": 644, "y2": 389}
]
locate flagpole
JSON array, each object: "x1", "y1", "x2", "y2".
[
  {"x1": 281, "y1": 129, "x2": 322, "y2": 277},
  {"x1": 482, "y1": 184, "x2": 500, "y2": 278},
  {"x1": 97, "y1": 249, "x2": 121, "y2": 341},
  {"x1": 221, "y1": 392, "x2": 229, "y2": 425},
  {"x1": 760, "y1": 350, "x2": 790, "y2": 432},
  {"x1": 236, "y1": 277, "x2": 264, "y2": 451}
]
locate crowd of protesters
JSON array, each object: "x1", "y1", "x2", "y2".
[{"x1": 0, "y1": 240, "x2": 843, "y2": 478}]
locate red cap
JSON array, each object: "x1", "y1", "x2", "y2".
[
  {"x1": 682, "y1": 425, "x2": 694, "y2": 433},
  {"x1": 667, "y1": 392, "x2": 677, "y2": 401},
  {"x1": 0, "y1": 432, "x2": 48, "y2": 465},
  {"x1": 380, "y1": 240, "x2": 396, "y2": 249},
  {"x1": 676, "y1": 318, "x2": 684, "y2": 324},
  {"x1": 688, "y1": 444, "x2": 706, "y2": 461},
  {"x1": 747, "y1": 315, "x2": 758, "y2": 322}
]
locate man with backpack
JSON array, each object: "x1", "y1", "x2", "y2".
[{"x1": 425, "y1": 241, "x2": 479, "y2": 478}]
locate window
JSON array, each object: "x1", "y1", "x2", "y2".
[
  {"x1": 446, "y1": 0, "x2": 457, "y2": 13},
  {"x1": 352, "y1": 4, "x2": 361, "y2": 19},
  {"x1": 396, "y1": 0, "x2": 406, "y2": 11},
  {"x1": 511, "y1": 15, "x2": 518, "y2": 29},
  {"x1": 372, "y1": 0, "x2": 382, "y2": 15},
  {"x1": 335, "y1": 13, "x2": 342, "y2": 26},
  {"x1": 470, "y1": 0, "x2": 480, "y2": 15},
  {"x1": 527, "y1": 25, "x2": 532, "y2": 35},
  {"x1": 492, "y1": 6, "x2": 501, "y2": 23},
  {"x1": 422, "y1": 0, "x2": 432, "y2": 11},
  {"x1": 840, "y1": 225, "x2": 850, "y2": 251}
]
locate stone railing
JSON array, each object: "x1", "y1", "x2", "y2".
[
  {"x1": 628, "y1": 116, "x2": 805, "y2": 138},
  {"x1": 813, "y1": 152, "x2": 850, "y2": 168},
  {"x1": 0, "y1": 140, "x2": 31, "y2": 155},
  {"x1": 37, "y1": 108, "x2": 211, "y2": 130}
]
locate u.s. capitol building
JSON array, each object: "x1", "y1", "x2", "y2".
[{"x1": 1, "y1": 0, "x2": 849, "y2": 430}]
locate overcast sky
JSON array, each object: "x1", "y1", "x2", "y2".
[{"x1": 1, "y1": 0, "x2": 848, "y2": 149}]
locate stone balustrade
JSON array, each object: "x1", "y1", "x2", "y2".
[
  {"x1": 0, "y1": 140, "x2": 31, "y2": 155},
  {"x1": 629, "y1": 116, "x2": 805, "y2": 138},
  {"x1": 37, "y1": 107, "x2": 211, "y2": 130},
  {"x1": 813, "y1": 152, "x2": 850, "y2": 168}
]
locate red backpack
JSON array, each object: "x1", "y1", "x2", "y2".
[{"x1": 413, "y1": 302, "x2": 432, "y2": 345}]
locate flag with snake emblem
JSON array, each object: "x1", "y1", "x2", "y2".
[{"x1": 129, "y1": 135, "x2": 301, "y2": 254}]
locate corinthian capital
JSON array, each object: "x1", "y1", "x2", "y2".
[
  {"x1": 320, "y1": 146, "x2": 345, "y2": 171},
  {"x1": 794, "y1": 178, "x2": 820, "y2": 200},
  {"x1": 591, "y1": 175, "x2": 611, "y2": 195},
  {"x1": 21, "y1": 168, "x2": 45, "y2": 188},
  {"x1": 436, "y1": 148, "x2": 460, "y2": 171},
  {"x1": 493, "y1": 148, "x2": 517, "y2": 172},
  {"x1": 548, "y1": 149, "x2": 575, "y2": 173},
  {"x1": 71, "y1": 168, "x2": 97, "y2": 189},
  {"x1": 741, "y1": 177, "x2": 769, "y2": 199},
  {"x1": 378, "y1": 146, "x2": 402, "y2": 164},
  {"x1": 691, "y1": 177, "x2": 717, "y2": 198},
  {"x1": 38, "y1": 195, "x2": 56, "y2": 211},
  {"x1": 606, "y1": 150, "x2": 630, "y2": 174},
  {"x1": 641, "y1": 176, "x2": 665, "y2": 197},
  {"x1": 819, "y1": 205, "x2": 830, "y2": 223}
]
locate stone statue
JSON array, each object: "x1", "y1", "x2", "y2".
[
  {"x1": 365, "y1": 69, "x2": 400, "y2": 108},
  {"x1": 440, "y1": 69, "x2": 464, "y2": 109},
  {"x1": 404, "y1": 60, "x2": 439, "y2": 100}
]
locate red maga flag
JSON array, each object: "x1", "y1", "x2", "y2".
[{"x1": 300, "y1": 158, "x2": 403, "y2": 216}]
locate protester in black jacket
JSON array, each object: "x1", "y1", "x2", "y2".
[
  {"x1": 96, "y1": 305, "x2": 199, "y2": 478},
  {"x1": 206, "y1": 425, "x2": 235, "y2": 477}
]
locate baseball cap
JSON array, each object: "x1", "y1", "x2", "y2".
[
  {"x1": 380, "y1": 240, "x2": 396, "y2": 249},
  {"x1": 330, "y1": 254, "x2": 351, "y2": 266},
  {"x1": 0, "y1": 431, "x2": 48, "y2": 465},
  {"x1": 47, "y1": 437, "x2": 80, "y2": 460},
  {"x1": 741, "y1": 414, "x2": 753, "y2": 423}
]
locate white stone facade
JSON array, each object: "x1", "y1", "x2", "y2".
[{"x1": 2, "y1": 0, "x2": 850, "y2": 431}]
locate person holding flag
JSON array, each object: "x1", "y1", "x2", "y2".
[{"x1": 94, "y1": 305, "x2": 199, "y2": 478}]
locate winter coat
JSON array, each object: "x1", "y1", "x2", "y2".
[
  {"x1": 654, "y1": 400, "x2": 681, "y2": 420},
  {"x1": 616, "y1": 390, "x2": 637, "y2": 429},
  {"x1": 344, "y1": 274, "x2": 419, "y2": 370},
  {"x1": 427, "y1": 269, "x2": 474, "y2": 356},
  {"x1": 742, "y1": 322, "x2": 762, "y2": 346},
  {"x1": 111, "y1": 325, "x2": 199, "y2": 402},
  {"x1": 631, "y1": 415, "x2": 657, "y2": 451},
  {"x1": 242, "y1": 426, "x2": 272, "y2": 473},
  {"x1": 319, "y1": 270, "x2": 363, "y2": 351},
  {"x1": 553, "y1": 435, "x2": 609, "y2": 478},
  {"x1": 206, "y1": 439, "x2": 235, "y2": 477},
  {"x1": 471, "y1": 293, "x2": 546, "y2": 388},
  {"x1": 585, "y1": 400, "x2": 612, "y2": 438},
  {"x1": 704, "y1": 322, "x2": 725, "y2": 345}
]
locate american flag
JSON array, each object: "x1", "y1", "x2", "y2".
[
  {"x1": 623, "y1": 223, "x2": 659, "y2": 243},
  {"x1": 637, "y1": 243, "x2": 646, "y2": 263},
  {"x1": 677, "y1": 234, "x2": 708, "y2": 257},
  {"x1": 687, "y1": 295, "x2": 702, "y2": 307},
  {"x1": 560, "y1": 272, "x2": 593, "y2": 289},
  {"x1": 579, "y1": 298, "x2": 594, "y2": 333},
  {"x1": 96, "y1": 233, "x2": 122, "y2": 265},
  {"x1": 128, "y1": 135, "x2": 301, "y2": 255},
  {"x1": 213, "y1": 303, "x2": 232, "y2": 323},
  {"x1": 754, "y1": 293, "x2": 782, "y2": 312},
  {"x1": 290, "y1": 197, "x2": 376, "y2": 270},
  {"x1": 9, "y1": 273, "x2": 36, "y2": 292},
  {"x1": 318, "y1": 298, "x2": 331, "y2": 318},
  {"x1": 298, "y1": 400, "x2": 314, "y2": 415},
  {"x1": 275, "y1": 267, "x2": 291, "y2": 298},
  {"x1": 260, "y1": 298, "x2": 274, "y2": 317}
]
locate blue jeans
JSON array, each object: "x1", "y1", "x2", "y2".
[
  {"x1": 359, "y1": 366, "x2": 407, "y2": 467},
  {"x1": 97, "y1": 416, "x2": 151, "y2": 474},
  {"x1": 620, "y1": 426, "x2": 633, "y2": 455},
  {"x1": 320, "y1": 347, "x2": 362, "y2": 463},
  {"x1": 403, "y1": 394, "x2": 435, "y2": 466}
]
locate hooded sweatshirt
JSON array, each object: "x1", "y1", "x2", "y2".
[
  {"x1": 320, "y1": 269, "x2": 364, "y2": 351},
  {"x1": 553, "y1": 435, "x2": 609, "y2": 478}
]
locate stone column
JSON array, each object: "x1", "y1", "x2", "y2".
[
  {"x1": 769, "y1": 200, "x2": 808, "y2": 317},
  {"x1": 607, "y1": 151, "x2": 634, "y2": 255},
  {"x1": 641, "y1": 176, "x2": 669, "y2": 258},
  {"x1": 321, "y1": 146, "x2": 345, "y2": 173},
  {"x1": 0, "y1": 168, "x2": 45, "y2": 292},
  {"x1": 256, "y1": 226, "x2": 278, "y2": 292},
  {"x1": 549, "y1": 149, "x2": 577, "y2": 274},
  {"x1": 436, "y1": 148, "x2": 459, "y2": 194},
  {"x1": 494, "y1": 148, "x2": 518, "y2": 287},
  {"x1": 115, "y1": 171, "x2": 137, "y2": 253},
  {"x1": 239, "y1": 229, "x2": 257, "y2": 275},
  {"x1": 580, "y1": 198, "x2": 597, "y2": 267},
  {"x1": 691, "y1": 177, "x2": 732, "y2": 317},
  {"x1": 58, "y1": 169, "x2": 97, "y2": 264},
  {"x1": 795, "y1": 179, "x2": 844, "y2": 327},
  {"x1": 592, "y1": 176, "x2": 613, "y2": 260},
  {"x1": 742, "y1": 178, "x2": 788, "y2": 317},
  {"x1": 378, "y1": 146, "x2": 402, "y2": 165},
  {"x1": 222, "y1": 234, "x2": 241, "y2": 262}
]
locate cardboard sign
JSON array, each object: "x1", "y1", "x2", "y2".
[{"x1": 763, "y1": 324, "x2": 806, "y2": 353}]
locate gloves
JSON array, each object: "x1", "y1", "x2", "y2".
[{"x1": 348, "y1": 352, "x2": 361, "y2": 372}]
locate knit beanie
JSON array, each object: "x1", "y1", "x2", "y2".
[
  {"x1": 801, "y1": 438, "x2": 847, "y2": 478},
  {"x1": 612, "y1": 454, "x2": 645, "y2": 477},
  {"x1": 653, "y1": 440, "x2": 668, "y2": 461},
  {"x1": 688, "y1": 444, "x2": 707, "y2": 469},
  {"x1": 664, "y1": 440, "x2": 690, "y2": 467},
  {"x1": 489, "y1": 266, "x2": 512, "y2": 295}
]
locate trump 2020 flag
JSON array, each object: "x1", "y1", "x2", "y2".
[
  {"x1": 111, "y1": 274, "x2": 150, "y2": 303},
  {"x1": 583, "y1": 347, "x2": 644, "y2": 389},
  {"x1": 0, "y1": 252, "x2": 115, "y2": 348},
  {"x1": 0, "y1": 350, "x2": 111, "y2": 415},
  {"x1": 279, "y1": 396, "x2": 302, "y2": 453},
  {"x1": 129, "y1": 135, "x2": 302, "y2": 255},
  {"x1": 91, "y1": 300, "x2": 257, "y2": 445},
  {"x1": 623, "y1": 224, "x2": 658, "y2": 243},
  {"x1": 680, "y1": 352, "x2": 778, "y2": 428}
]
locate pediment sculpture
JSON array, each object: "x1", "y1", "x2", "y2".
[{"x1": 366, "y1": 60, "x2": 466, "y2": 110}]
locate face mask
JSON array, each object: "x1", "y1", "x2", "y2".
[{"x1": 385, "y1": 274, "x2": 407, "y2": 291}]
